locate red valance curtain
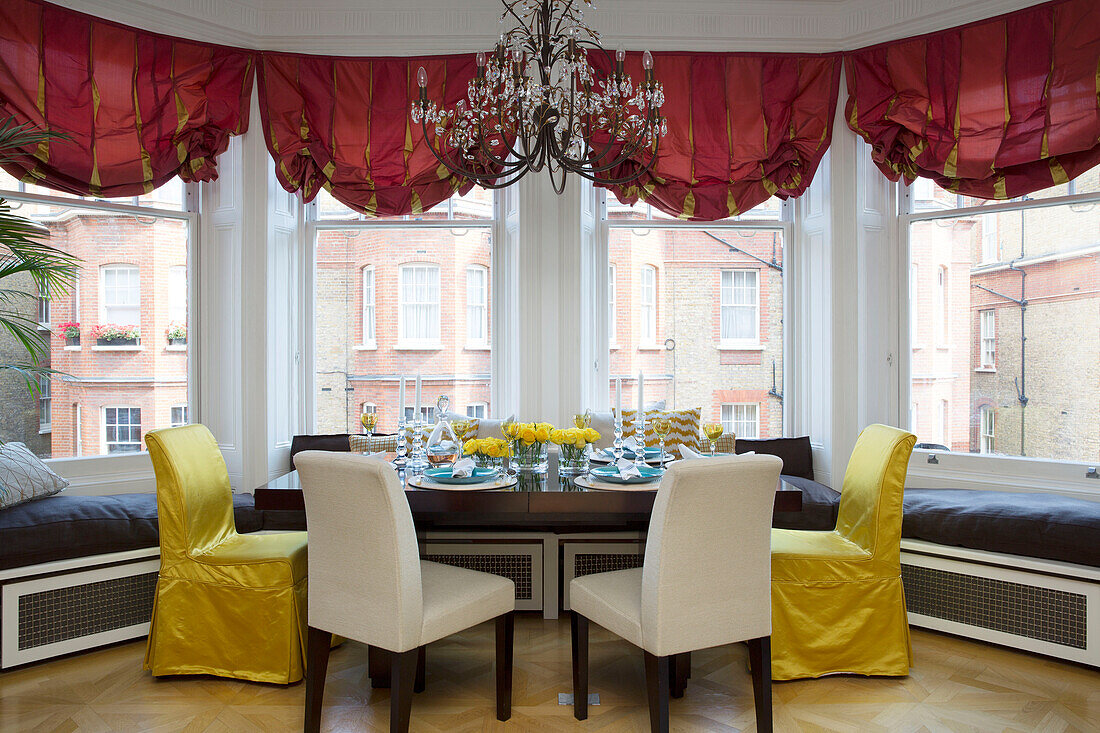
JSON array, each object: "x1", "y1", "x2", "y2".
[
  {"x1": 845, "y1": 0, "x2": 1100, "y2": 200},
  {"x1": 0, "y1": 0, "x2": 254, "y2": 197},
  {"x1": 258, "y1": 52, "x2": 487, "y2": 218},
  {"x1": 590, "y1": 51, "x2": 841, "y2": 221}
]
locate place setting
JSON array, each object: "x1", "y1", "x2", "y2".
[{"x1": 406, "y1": 455, "x2": 518, "y2": 491}]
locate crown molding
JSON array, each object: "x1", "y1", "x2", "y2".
[{"x1": 62, "y1": 0, "x2": 1049, "y2": 55}]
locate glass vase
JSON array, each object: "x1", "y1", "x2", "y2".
[
  {"x1": 474, "y1": 453, "x2": 503, "y2": 471},
  {"x1": 558, "y1": 444, "x2": 588, "y2": 475},
  {"x1": 513, "y1": 440, "x2": 548, "y2": 473}
]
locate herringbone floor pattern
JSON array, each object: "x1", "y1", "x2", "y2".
[{"x1": 2, "y1": 615, "x2": 1097, "y2": 732}]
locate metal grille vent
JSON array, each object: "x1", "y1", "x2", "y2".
[
  {"x1": 18, "y1": 572, "x2": 158, "y2": 651},
  {"x1": 574, "y1": 553, "x2": 644, "y2": 578},
  {"x1": 424, "y1": 554, "x2": 532, "y2": 600},
  {"x1": 901, "y1": 564, "x2": 1087, "y2": 650}
]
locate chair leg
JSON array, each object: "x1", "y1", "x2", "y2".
[
  {"x1": 368, "y1": 645, "x2": 391, "y2": 688},
  {"x1": 414, "y1": 646, "x2": 426, "y2": 693},
  {"x1": 747, "y1": 636, "x2": 773, "y2": 733},
  {"x1": 495, "y1": 611, "x2": 515, "y2": 721},
  {"x1": 304, "y1": 626, "x2": 332, "y2": 733},
  {"x1": 644, "y1": 652, "x2": 670, "y2": 733},
  {"x1": 669, "y1": 652, "x2": 689, "y2": 698},
  {"x1": 571, "y1": 611, "x2": 589, "y2": 721},
  {"x1": 390, "y1": 648, "x2": 419, "y2": 733}
]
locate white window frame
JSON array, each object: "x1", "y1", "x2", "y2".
[
  {"x1": 38, "y1": 377, "x2": 51, "y2": 433},
  {"x1": 981, "y1": 215, "x2": 999, "y2": 264},
  {"x1": 37, "y1": 287, "x2": 50, "y2": 326},
  {"x1": 608, "y1": 264, "x2": 617, "y2": 348},
  {"x1": 979, "y1": 406, "x2": 995, "y2": 455},
  {"x1": 397, "y1": 263, "x2": 442, "y2": 349},
  {"x1": 103, "y1": 406, "x2": 142, "y2": 455},
  {"x1": 720, "y1": 268, "x2": 760, "y2": 348},
  {"x1": 899, "y1": 181, "x2": 1100, "y2": 495},
  {"x1": 170, "y1": 404, "x2": 188, "y2": 427},
  {"x1": 99, "y1": 263, "x2": 141, "y2": 327},
  {"x1": 936, "y1": 265, "x2": 949, "y2": 345},
  {"x1": 465, "y1": 264, "x2": 488, "y2": 348},
  {"x1": 360, "y1": 265, "x2": 376, "y2": 348},
  {"x1": 361, "y1": 402, "x2": 377, "y2": 416},
  {"x1": 639, "y1": 264, "x2": 657, "y2": 346},
  {"x1": 466, "y1": 402, "x2": 487, "y2": 419},
  {"x1": 721, "y1": 403, "x2": 759, "y2": 439},
  {"x1": 979, "y1": 309, "x2": 996, "y2": 370}
]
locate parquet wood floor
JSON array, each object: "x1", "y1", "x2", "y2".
[{"x1": 2, "y1": 615, "x2": 1097, "y2": 732}]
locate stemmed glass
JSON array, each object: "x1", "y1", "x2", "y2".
[
  {"x1": 501, "y1": 417, "x2": 517, "y2": 473},
  {"x1": 573, "y1": 410, "x2": 592, "y2": 429},
  {"x1": 653, "y1": 417, "x2": 671, "y2": 465},
  {"x1": 703, "y1": 422, "x2": 724, "y2": 457},
  {"x1": 360, "y1": 411, "x2": 378, "y2": 449}
]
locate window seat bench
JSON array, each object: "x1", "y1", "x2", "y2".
[{"x1": 0, "y1": 492, "x2": 264, "y2": 669}]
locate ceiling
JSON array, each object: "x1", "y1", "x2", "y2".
[{"x1": 67, "y1": 0, "x2": 1044, "y2": 54}]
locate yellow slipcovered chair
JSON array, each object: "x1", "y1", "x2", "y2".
[
  {"x1": 770, "y1": 423, "x2": 916, "y2": 680},
  {"x1": 144, "y1": 424, "x2": 308, "y2": 684}
]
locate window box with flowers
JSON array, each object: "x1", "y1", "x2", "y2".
[
  {"x1": 166, "y1": 322, "x2": 187, "y2": 348},
  {"x1": 91, "y1": 324, "x2": 140, "y2": 347},
  {"x1": 59, "y1": 321, "x2": 80, "y2": 347}
]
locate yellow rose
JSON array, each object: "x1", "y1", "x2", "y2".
[
  {"x1": 574, "y1": 437, "x2": 586, "y2": 449},
  {"x1": 534, "y1": 426, "x2": 550, "y2": 442},
  {"x1": 520, "y1": 427, "x2": 537, "y2": 443},
  {"x1": 463, "y1": 439, "x2": 477, "y2": 455},
  {"x1": 584, "y1": 428, "x2": 600, "y2": 442}
]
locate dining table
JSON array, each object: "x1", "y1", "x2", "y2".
[{"x1": 253, "y1": 453, "x2": 802, "y2": 689}]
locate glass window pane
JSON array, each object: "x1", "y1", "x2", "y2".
[
  {"x1": 314, "y1": 195, "x2": 494, "y2": 434},
  {"x1": 909, "y1": 198, "x2": 1100, "y2": 461},
  {"x1": 606, "y1": 224, "x2": 784, "y2": 436}
]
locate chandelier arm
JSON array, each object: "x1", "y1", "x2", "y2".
[
  {"x1": 420, "y1": 116, "x2": 524, "y2": 185},
  {"x1": 500, "y1": 0, "x2": 536, "y2": 39}
]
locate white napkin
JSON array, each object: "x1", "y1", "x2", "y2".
[
  {"x1": 428, "y1": 422, "x2": 446, "y2": 444},
  {"x1": 622, "y1": 435, "x2": 640, "y2": 452},
  {"x1": 451, "y1": 457, "x2": 477, "y2": 478},
  {"x1": 678, "y1": 443, "x2": 706, "y2": 459},
  {"x1": 615, "y1": 458, "x2": 642, "y2": 479}
]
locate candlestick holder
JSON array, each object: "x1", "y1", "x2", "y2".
[
  {"x1": 394, "y1": 416, "x2": 408, "y2": 468},
  {"x1": 612, "y1": 413, "x2": 624, "y2": 461},
  {"x1": 633, "y1": 413, "x2": 647, "y2": 470},
  {"x1": 409, "y1": 419, "x2": 428, "y2": 472}
]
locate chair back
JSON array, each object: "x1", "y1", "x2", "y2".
[
  {"x1": 834, "y1": 424, "x2": 917, "y2": 562},
  {"x1": 295, "y1": 451, "x2": 424, "y2": 651},
  {"x1": 145, "y1": 425, "x2": 237, "y2": 570},
  {"x1": 640, "y1": 454, "x2": 783, "y2": 657}
]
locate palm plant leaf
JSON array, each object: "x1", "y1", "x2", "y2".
[{"x1": 0, "y1": 117, "x2": 66, "y2": 164}]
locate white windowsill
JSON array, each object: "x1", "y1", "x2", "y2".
[
  {"x1": 165, "y1": 344, "x2": 187, "y2": 352},
  {"x1": 907, "y1": 448, "x2": 1100, "y2": 500},
  {"x1": 464, "y1": 343, "x2": 491, "y2": 351},
  {"x1": 354, "y1": 341, "x2": 377, "y2": 351},
  {"x1": 37, "y1": 324, "x2": 50, "y2": 332},
  {"x1": 974, "y1": 367, "x2": 996, "y2": 373},
  {"x1": 609, "y1": 343, "x2": 619, "y2": 351},
  {"x1": 637, "y1": 343, "x2": 663, "y2": 351},
  {"x1": 395, "y1": 342, "x2": 443, "y2": 351},
  {"x1": 63, "y1": 345, "x2": 81, "y2": 351},
  {"x1": 39, "y1": 426, "x2": 52, "y2": 435},
  {"x1": 717, "y1": 343, "x2": 763, "y2": 351},
  {"x1": 92, "y1": 345, "x2": 143, "y2": 352}
]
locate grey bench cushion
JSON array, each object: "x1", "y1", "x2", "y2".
[
  {"x1": 902, "y1": 489, "x2": 1100, "y2": 568},
  {"x1": 774, "y1": 476, "x2": 840, "y2": 531},
  {"x1": 0, "y1": 492, "x2": 263, "y2": 571}
]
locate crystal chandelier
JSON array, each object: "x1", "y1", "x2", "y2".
[{"x1": 411, "y1": 0, "x2": 667, "y2": 194}]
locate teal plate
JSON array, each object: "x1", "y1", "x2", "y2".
[
  {"x1": 423, "y1": 467, "x2": 499, "y2": 485},
  {"x1": 589, "y1": 464, "x2": 664, "y2": 484},
  {"x1": 600, "y1": 446, "x2": 663, "y2": 460}
]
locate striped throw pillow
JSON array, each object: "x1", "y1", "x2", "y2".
[{"x1": 620, "y1": 407, "x2": 702, "y2": 456}]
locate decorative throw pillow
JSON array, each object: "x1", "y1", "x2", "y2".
[
  {"x1": 469, "y1": 415, "x2": 515, "y2": 441},
  {"x1": 620, "y1": 407, "x2": 702, "y2": 456},
  {"x1": 0, "y1": 442, "x2": 69, "y2": 510},
  {"x1": 589, "y1": 401, "x2": 666, "y2": 449}
]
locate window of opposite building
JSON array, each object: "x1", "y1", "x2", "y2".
[
  {"x1": 466, "y1": 402, "x2": 487, "y2": 419},
  {"x1": 603, "y1": 193, "x2": 786, "y2": 435},
  {"x1": 38, "y1": 378, "x2": 51, "y2": 432},
  {"x1": 0, "y1": 168, "x2": 193, "y2": 462},
  {"x1": 721, "y1": 403, "x2": 759, "y2": 439},
  {"x1": 170, "y1": 405, "x2": 189, "y2": 427},
  {"x1": 905, "y1": 169, "x2": 1100, "y2": 465},
  {"x1": 104, "y1": 407, "x2": 142, "y2": 454},
  {"x1": 310, "y1": 185, "x2": 495, "y2": 435}
]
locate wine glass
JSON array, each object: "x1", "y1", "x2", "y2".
[
  {"x1": 703, "y1": 422, "x2": 724, "y2": 457},
  {"x1": 360, "y1": 411, "x2": 378, "y2": 448},
  {"x1": 653, "y1": 416, "x2": 671, "y2": 464},
  {"x1": 451, "y1": 419, "x2": 471, "y2": 444},
  {"x1": 572, "y1": 411, "x2": 591, "y2": 429}
]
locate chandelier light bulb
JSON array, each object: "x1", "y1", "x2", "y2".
[
  {"x1": 511, "y1": 48, "x2": 523, "y2": 63},
  {"x1": 476, "y1": 51, "x2": 486, "y2": 67},
  {"x1": 417, "y1": 66, "x2": 427, "y2": 88},
  {"x1": 642, "y1": 50, "x2": 653, "y2": 70},
  {"x1": 616, "y1": 48, "x2": 626, "y2": 62}
]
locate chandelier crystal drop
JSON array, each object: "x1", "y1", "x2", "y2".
[{"x1": 411, "y1": 0, "x2": 667, "y2": 194}]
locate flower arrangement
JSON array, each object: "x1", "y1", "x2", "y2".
[
  {"x1": 166, "y1": 322, "x2": 187, "y2": 342},
  {"x1": 90, "y1": 324, "x2": 140, "y2": 343},
  {"x1": 463, "y1": 437, "x2": 511, "y2": 468},
  {"x1": 58, "y1": 321, "x2": 80, "y2": 339},
  {"x1": 505, "y1": 421, "x2": 553, "y2": 471},
  {"x1": 550, "y1": 426, "x2": 601, "y2": 473}
]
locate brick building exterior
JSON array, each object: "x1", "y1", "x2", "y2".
[{"x1": 0, "y1": 269, "x2": 52, "y2": 456}]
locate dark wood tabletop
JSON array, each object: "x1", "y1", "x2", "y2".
[{"x1": 254, "y1": 462, "x2": 803, "y2": 532}]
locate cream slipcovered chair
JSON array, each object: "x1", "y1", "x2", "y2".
[
  {"x1": 144, "y1": 424, "x2": 308, "y2": 683},
  {"x1": 770, "y1": 423, "x2": 917, "y2": 680},
  {"x1": 295, "y1": 452, "x2": 516, "y2": 733},
  {"x1": 570, "y1": 455, "x2": 784, "y2": 733}
]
